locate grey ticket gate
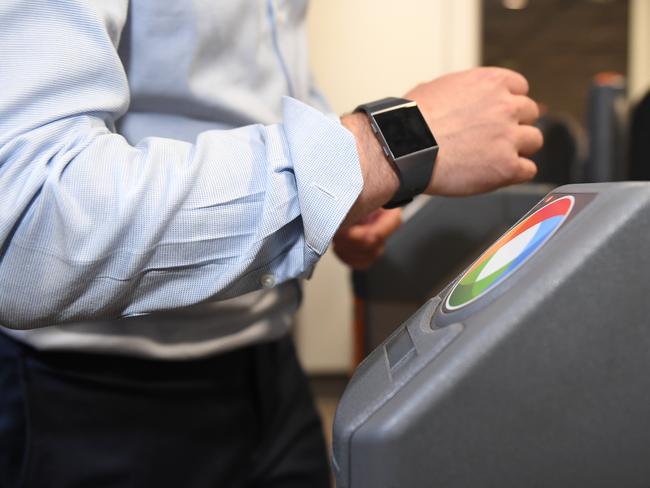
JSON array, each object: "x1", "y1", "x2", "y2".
[{"x1": 333, "y1": 182, "x2": 650, "y2": 488}]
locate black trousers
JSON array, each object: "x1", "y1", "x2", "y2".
[{"x1": 0, "y1": 332, "x2": 330, "y2": 488}]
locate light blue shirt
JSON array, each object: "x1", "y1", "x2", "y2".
[{"x1": 0, "y1": 0, "x2": 363, "y2": 356}]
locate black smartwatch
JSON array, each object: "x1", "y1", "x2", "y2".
[{"x1": 355, "y1": 97, "x2": 438, "y2": 208}]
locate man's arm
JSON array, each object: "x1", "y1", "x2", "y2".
[
  {"x1": 341, "y1": 67, "x2": 542, "y2": 226},
  {"x1": 0, "y1": 1, "x2": 365, "y2": 328},
  {"x1": 332, "y1": 67, "x2": 541, "y2": 270}
]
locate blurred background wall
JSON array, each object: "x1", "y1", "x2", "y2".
[
  {"x1": 296, "y1": 0, "x2": 650, "y2": 374},
  {"x1": 630, "y1": 0, "x2": 650, "y2": 101}
]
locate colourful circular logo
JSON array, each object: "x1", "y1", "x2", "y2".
[{"x1": 445, "y1": 195, "x2": 575, "y2": 311}]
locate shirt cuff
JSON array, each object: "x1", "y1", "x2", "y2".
[{"x1": 281, "y1": 96, "x2": 363, "y2": 274}]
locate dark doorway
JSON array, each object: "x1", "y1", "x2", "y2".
[{"x1": 482, "y1": 0, "x2": 629, "y2": 122}]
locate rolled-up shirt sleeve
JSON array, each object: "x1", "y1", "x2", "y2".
[{"x1": 0, "y1": 0, "x2": 363, "y2": 329}]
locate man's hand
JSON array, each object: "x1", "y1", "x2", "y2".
[
  {"x1": 333, "y1": 208, "x2": 402, "y2": 270},
  {"x1": 405, "y1": 67, "x2": 541, "y2": 196},
  {"x1": 340, "y1": 67, "x2": 542, "y2": 225}
]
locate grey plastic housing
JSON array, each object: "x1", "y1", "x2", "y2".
[
  {"x1": 354, "y1": 184, "x2": 553, "y2": 353},
  {"x1": 333, "y1": 182, "x2": 650, "y2": 488}
]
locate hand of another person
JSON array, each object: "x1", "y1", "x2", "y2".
[
  {"x1": 404, "y1": 67, "x2": 542, "y2": 196},
  {"x1": 333, "y1": 208, "x2": 402, "y2": 270}
]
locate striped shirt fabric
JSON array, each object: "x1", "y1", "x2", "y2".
[{"x1": 0, "y1": 0, "x2": 362, "y2": 358}]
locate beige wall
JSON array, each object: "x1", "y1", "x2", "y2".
[
  {"x1": 295, "y1": 0, "x2": 481, "y2": 373},
  {"x1": 629, "y1": 0, "x2": 650, "y2": 102}
]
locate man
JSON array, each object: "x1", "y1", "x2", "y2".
[{"x1": 0, "y1": 1, "x2": 542, "y2": 487}]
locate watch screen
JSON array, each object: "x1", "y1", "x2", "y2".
[{"x1": 374, "y1": 105, "x2": 437, "y2": 158}]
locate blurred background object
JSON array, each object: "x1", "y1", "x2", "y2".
[{"x1": 483, "y1": 0, "x2": 628, "y2": 123}]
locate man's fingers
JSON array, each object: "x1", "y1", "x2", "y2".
[
  {"x1": 337, "y1": 208, "x2": 402, "y2": 246},
  {"x1": 496, "y1": 68, "x2": 529, "y2": 95},
  {"x1": 333, "y1": 245, "x2": 385, "y2": 270},
  {"x1": 514, "y1": 96, "x2": 539, "y2": 125},
  {"x1": 369, "y1": 208, "x2": 402, "y2": 240},
  {"x1": 340, "y1": 225, "x2": 376, "y2": 244},
  {"x1": 516, "y1": 125, "x2": 544, "y2": 157},
  {"x1": 334, "y1": 233, "x2": 377, "y2": 253},
  {"x1": 350, "y1": 245, "x2": 385, "y2": 270},
  {"x1": 511, "y1": 157, "x2": 538, "y2": 184}
]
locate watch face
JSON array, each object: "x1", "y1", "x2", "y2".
[{"x1": 374, "y1": 105, "x2": 437, "y2": 158}]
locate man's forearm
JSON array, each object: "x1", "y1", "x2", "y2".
[
  {"x1": 340, "y1": 113, "x2": 400, "y2": 227},
  {"x1": 339, "y1": 67, "x2": 544, "y2": 229}
]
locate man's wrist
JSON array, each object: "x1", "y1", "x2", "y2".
[{"x1": 340, "y1": 113, "x2": 399, "y2": 226}]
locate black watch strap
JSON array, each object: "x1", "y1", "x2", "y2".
[
  {"x1": 385, "y1": 146, "x2": 436, "y2": 208},
  {"x1": 356, "y1": 97, "x2": 409, "y2": 114},
  {"x1": 355, "y1": 98, "x2": 438, "y2": 209}
]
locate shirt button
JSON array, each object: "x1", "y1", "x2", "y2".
[{"x1": 260, "y1": 274, "x2": 276, "y2": 288}]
